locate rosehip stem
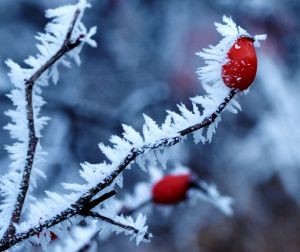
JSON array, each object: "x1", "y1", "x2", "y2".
[
  {"x1": 118, "y1": 200, "x2": 152, "y2": 216},
  {"x1": 179, "y1": 88, "x2": 238, "y2": 136},
  {"x1": 189, "y1": 181, "x2": 209, "y2": 194}
]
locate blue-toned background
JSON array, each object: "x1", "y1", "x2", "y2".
[{"x1": 1, "y1": 0, "x2": 300, "y2": 251}]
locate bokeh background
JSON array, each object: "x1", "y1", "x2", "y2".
[{"x1": 1, "y1": 0, "x2": 300, "y2": 251}]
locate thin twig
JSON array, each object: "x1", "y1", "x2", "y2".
[
  {"x1": 77, "y1": 199, "x2": 152, "y2": 252},
  {"x1": 84, "y1": 211, "x2": 151, "y2": 241},
  {"x1": 80, "y1": 190, "x2": 117, "y2": 215},
  {"x1": 0, "y1": 88, "x2": 237, "y2": 251},
  {"x1": 2, "y1": 9, "x2": 83, "y2": 240}
]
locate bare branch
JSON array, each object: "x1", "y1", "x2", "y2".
[
  {"x1": 0, "y1": 88, "x2": 237, "y2": 251},
  {"x1": 2, "y1": 8, "x2": 84, "y2": 240}
]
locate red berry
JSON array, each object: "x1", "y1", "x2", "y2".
[
  {"x1": 152, "y1": 174, "x2": 191, "y2": 204},
  {"x1": 222, "y1": 37, "x2": 257, "y2": 91}
]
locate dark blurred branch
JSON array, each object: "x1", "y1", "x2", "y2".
[{"x1": 2, "y1": 8, "x2": 83, "y2": 241}]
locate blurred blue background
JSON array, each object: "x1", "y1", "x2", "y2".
[{"x1": 1, "y1": 0, "x2": 300, "y2": 251}]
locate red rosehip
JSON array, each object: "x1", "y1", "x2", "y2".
[
  {"x1": 222, "y1": 36, "x2": 257, "y2": 91},
  {"x1": 152, "y1": 174, "x2": 191, "y2": 204}
]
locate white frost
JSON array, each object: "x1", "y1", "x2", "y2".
[
  {"x1": 0, "y1": 11, "x2": 266, "y2": 251},
  {"x1": 0, "y1": 0, "x2": 96, "y2": 244}
]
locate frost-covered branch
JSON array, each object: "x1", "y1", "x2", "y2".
[
  {"x1": 0, "y1": 89, "x2": 235, "y2": 251},
  {"x1": 0, "y1": 10, "x2": 266, "y2": 251},
  {"x1": 3, "y1": 8, "x2": 85, "y2": 241},
  {"x1": 0, "y1": 191, "x2": 117, "y2": 251},
  {"x1": 69, "y1": 89, "x2": 237, "y2": 204},
  {"x1": 0, "y1": 0, "x2": 97, "y2": 249},
  {"x1": 72, "y1": 89, "x2": 238, "y2": 206}
]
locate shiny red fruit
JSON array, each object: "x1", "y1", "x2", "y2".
[
  {"x1": 222, "y1": 37, "x2": 257, "y2": 91},
  {"x1": 152, "y1": 174, "x2": 191, "y2": 204}
]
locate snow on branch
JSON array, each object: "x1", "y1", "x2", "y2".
[
  {"x1": 0, "y1": 88, "x2": 237, "y2": 251},
  {"x1": 0, "y1": 10, "x2": 266, "y2": 252},
  {"x1": 0, "y1": 0, "x2": 96, "y2": 247}
]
